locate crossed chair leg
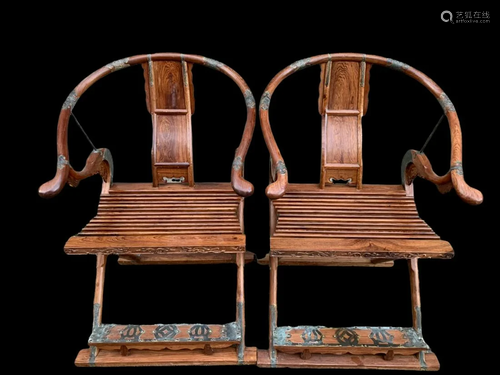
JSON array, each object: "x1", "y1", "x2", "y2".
[
  {"x1": 75, "y1": 253, "x2": 257, "y2": 367},
  {"x1": 257, "y1": 257, "x2": 440, "y2": 371}
]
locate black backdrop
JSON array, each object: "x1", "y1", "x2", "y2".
[{"x1": 15, "y1": 6, "x2": 496, "y2": 375}]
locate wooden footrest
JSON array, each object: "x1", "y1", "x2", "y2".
[
  {"x1": 118, "y1": 252, "x2": 255, "y2": 265},
  {"x1": 257, "y1": 350, "x2": 439, "y2": 370},
  {"x1": 273, "y1": 326, "x2": 428, "y2": 356},
  {"x1": 90, "y1": 322, "x2": 240, "y2": 351},
  {"x1": 76, "y1": 347, "x2": 257, "y2": 367}
]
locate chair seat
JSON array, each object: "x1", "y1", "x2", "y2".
[
  {"x1": 65, "y1": 182, "x2": 246, "y2": 255},
  {"x1": 270, "y1": 184, "x2": 453, "y2": 260}
]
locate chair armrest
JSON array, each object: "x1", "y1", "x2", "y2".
[{"x1": 402, "y1": 149, "x2": 483, "y2": 205}]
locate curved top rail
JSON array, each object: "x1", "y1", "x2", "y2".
[
  {"x1": 39, "y1": 53, "x2": 256, "y2": 198},
  {"x1": 259, "y1": 53, "x2": 482, "y2": 204}
]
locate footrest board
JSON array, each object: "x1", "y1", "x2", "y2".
[
  {"x1": 76, "y1": 347, "x2": 258, "y2": 367},
  {"x1": 257, "y1": 350, "x2": 439, "y2": 370},
  {"x1": 273, "y1": 326, "x2": 429, "y2": 356},
  {"x1": 90, "y1": 322, "x2": 240, "y2": 350}
]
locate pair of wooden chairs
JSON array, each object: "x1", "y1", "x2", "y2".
[{"x1": 40, "y1": 53, "x2": 482, "y2": 370}]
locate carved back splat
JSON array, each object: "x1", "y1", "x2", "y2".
[
  {"x1": 319, "y1": 60, "x2": 371, "y2": 188},
  {"x1": 143, "y1": 59, "x2": 195, "y2": 187}
]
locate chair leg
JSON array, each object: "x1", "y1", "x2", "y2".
[
  {"x1": 408, "y1": 257, "x2": 428, "y2": 369},
  {"x1": 90, "y1": 254, "x2": 107, "y2": 365},
  {"x1": 78, "y1": 252, "x2": 258, "y2": 367},
  {"x1": 408, "y1": 258, "x2": 422, "y2": 333},
  {"x1": 236, "y1": 252, "x2": 245, "y2": 364},
  {"x1": 269, "y1": 256, "x2": 278, "y2": 367}
]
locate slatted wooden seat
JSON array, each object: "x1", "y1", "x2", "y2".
[
  {"x1": 269, "y1": 184, "x2": 453, "y2": 259},
  {"x1": 39, "y1": 53, "x2": 257, "y2": 367},
  {"x1": 257, "y1": 53, "x2": 482, "y2": 370},
  {"x1": 65, "y1": 183, "x2": 247, "y2": 256}
]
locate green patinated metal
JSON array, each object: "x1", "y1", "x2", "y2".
[
  {"x1": 401, "y1": 149, "x2": 417, "y2": 185},
  {"x1": 260, "y1": 91, "x2": 271, "y2": 111},
  {"x1": 237, "y1": 301, "x2": 244, "y2": 364},
  {"x1": 438, "y1": 92, "x2": 456, "y2": 112},
  {"x1": 181, "y1": 54, "x2": 189, "y2": 87},
  {"x1": 62, "y1": 90, "x2": 78, "y2": 110},
  {"x1": 92, "y1": 303, "x2": 101, "y2": 328},
  {"x1": 147, "y1": 54, "x2": 154, "y2": 87},
  {"x1": 276, "y1": 160, "x2": 287, "y2": 175},
  {"x1": 203, "y1": 57, "x2": 224, "y2": 71},
  {"x1": 419, "y1": 350, "x2": 429, "y2": 370},
  {"x1": 105, "y1": 57, "x2": 130, "y2": 71},
  {"x1": 232, "y1": 156, "x2": 243, "y2": 171},
  {"x1": 325, "y1": 60, "x2": 332, "y2": 86},
  {"x1": 244, "y1": 89, "x2": 255, "y2": 108},
  {"x1": 57, "y1": 155, "x2": 69, "y2": 169},
  {"x1": 88, "y1": 346, "x2": 97, "y2": 366},
  {"x1": 272, "y1": 326, "x2": 428, "y2": 349},
  {"x1": 270, "y1": 305, "x2": 278, "y2": 367},
  {"x1": 369, "y1": 327, "x2": 395, "y2": 346},
  {"x1": 387, "y1": 58, "x2": 410, "y2": 72},
  {"x1": 89, "y1": 322, "x2": 241, "y2": 344},
  {"x1": 102, "y1": 148, "x2": 114, "y2": 181},
  {"x1": 290, "y1": 57, "x2": 311, "y2": 71},
  {"x1": 450, "y1": 161, "x2": 463, "y2": 175},
  {"x1": 301, "y1": 326, "x2": 324, "y2": 344},
  {"x1": 360, "y1": 61, "x2": 366, "y2": 87},
  {"x1": 415, "y1": 306, "x2": 423, "y2": 333}
]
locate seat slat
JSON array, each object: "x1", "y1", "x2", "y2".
[
  {"x1": 275, "y1": 202, "x2": 416, "y2": 208},
  {"x1": 276, "y1": 207, "x2": 417, "y2": 213},
  {"x1": 276, "y1": 228, "x2": 435, "y2": 235},
  {"x1": 81, "y1": 229, "x2": 242, "y2": 236},
  {"x1": 91, "y1": 218, "x2": 240, "y2": 223},
  {"x1": 278, "y1": 210, "x2": 420, "y2": 217},
  {"x1": 100, "y1": 200, "x2": 238, "y2": 208},
  {"x1": 275, "y1": 197, "x2": 415, "y2": 203},
  {"x1": 98, "y1": 206, "x2": 237, "y2": 211},
  {"x1": 101, "y1": 195, "x2": 240, "y2": 200},
  {"x1": 86, "y1": 222, "x2": 240, "y2": 227},
  {"x1": 273, "y1": 233, "x2": 437, "y2": 239},
  {"x1": 279, "y1": 217, "x2": 425, "y2": 223},
  {"x1": 95, "y1": 212, "x2": 237, "y2": 217},
  {"x1": 278, "y1": 221, "x2": 430, "y2": 228}
]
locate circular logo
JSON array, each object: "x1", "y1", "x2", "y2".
[{"x1": 441, "y1": 10, "x2": 454, "y2": 23}]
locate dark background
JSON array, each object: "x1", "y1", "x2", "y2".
[{"x1": 13, "y1": 6, "x2": 495, "y2": 375}]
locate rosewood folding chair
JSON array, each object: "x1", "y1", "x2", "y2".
[
  {"x1": 39, "y1": 53, "x2": 257, "y2": 367},
  {"x1": 256, "y1": 53, "x2": 482, "y2": 370}
]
